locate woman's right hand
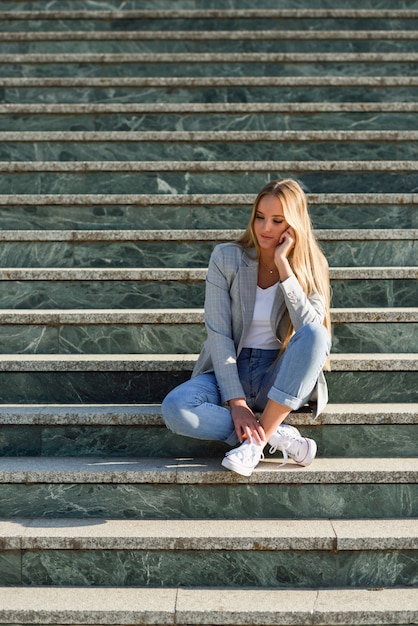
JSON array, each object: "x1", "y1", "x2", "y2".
[{"x1": 229, "y1": 398, "x2": 266, "y2": 445}]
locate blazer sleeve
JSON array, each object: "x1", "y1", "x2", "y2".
[
  {"x1": 203, "y1": 246, "x2": 246, "y2": 403},
  {"x1": 279, "y1": 274, "x2": 326, "y2": 330}
]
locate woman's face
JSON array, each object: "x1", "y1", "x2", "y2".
[{"x1": 253, "y1": 194, "x2": 289, "y2": 252}]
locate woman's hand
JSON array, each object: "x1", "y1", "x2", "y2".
[
  {"x1": 274, "y1": 226, "x2": 296, "y2": 262},
  {"x1": 229, "y1": 398, "x2": 266, "y2": 445},
  {"x1": 273, "y1": 227, "x2": 296, "y2": 281}
]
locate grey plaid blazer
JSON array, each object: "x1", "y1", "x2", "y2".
[{"x1": 192, "y1": 243, "x2": 329, "y2": 419}]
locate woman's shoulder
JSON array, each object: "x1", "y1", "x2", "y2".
[{"x1": 211, "y1": 242, "x2": 256, "y2": 266}]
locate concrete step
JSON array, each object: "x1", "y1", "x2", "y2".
[
  {"x1": 1, "y1": 517, "x2": 416, "y2": 550},
  {"x1": 2, "y1": 75, "x2": 418, "y2": 106},
  {"x1": 0, "y1": 586, "x2": 416, "y2": 626},
  {"x1": 0, "y1": 102, "x2": 417, "y2": 132},
  {"x1": 2, "y1": 30, "x2": 417, "y2": 56},
  {"x1": 0, "y1": 307, "x2": 416, "y2": 355},
  {"x1": 2, "y1": 7, "x2": 418, "y2": 22},
  {"x1": 0, "y1": 266, "x2": 415, "y2": 280},
  {"x1": 0, "y1": 229, "x2": 415, "y2": 269},
  {"x1": 0, "y1": 518, "x2": 416, "y2": 588},
  {"x1": 1, "y1": 454, "x2": 417, "y2": 483},
  {"x1": 0, "y1": 402, "x2": 416, "y2": 426},
  {"x1": 0, "y1": 307, "x2": 417, "y2": 324},
  {"x1": 0, "y1": 161, "x2": 416, "y2": 195},
  {"x1": 0, "y1": 269, "x2": 414, "y2": 310},
  {"x1": 0, "y1": 192, "x2": 414, "y2": 231},
  {"x1": 0, "y1": 353, "x2": 415, "y2": 404},
  {"x1": 0, "y1": 403, "x2": 416, "y2": 459},
  {"x1": 0, "y1": 456, "x2": 416, "y2": 519},
  {"x1": 1, "y1": 52, "x2": 417, "y2": 79}
]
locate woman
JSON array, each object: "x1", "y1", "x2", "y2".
[{"x1": 162, "y1": 179, "x2": 332, "y2": 477}]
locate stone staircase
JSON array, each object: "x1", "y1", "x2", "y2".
[{"x1": 0, "y1": 1, "x2": 417, "y2": 624}]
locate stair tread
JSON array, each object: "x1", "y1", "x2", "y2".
[
  {"x1": 2, "y1": 129, "x2": 417, "y2": 140},
  {"x1": 0, "y1": 353, "x2": 415, "y2": 371},
  {"x1": 2, "y1": 102, "x2": 418, "y2": 112},
  {"x1": 0, "y1": 267, "x2": 416, "y2": 279},
  {"x1": 0, "y1": 585, "x2": 416, "y2": 625},
  {"x1": 0, "y1": 307, "x2": 416, "y2": 323},
  {"x1": 0, "y1": 402, "x2": 416, "y2": 425},
  {"x1": 3, "y1": 8, "x2": 418, "y2": 17},
  {"x1": 4, "y1": 51, "x2": 418, "y2": 62},
  {"x1": 1, "y1": 160, "x2": 417, "y2": 173},
  {"x1": 1, "y1": 192, "x2": 416, "y2": 205},
  {"x1": 0, "y1": 517, "x2": 416, "y2": 550},
  {"x1": 0, "y1": 456, "x2": 416, "y2": 484},
  {"x1": 1, "y1": 228, "x2": 416, "y2": 241},
  {"x1": 3, "y1": 29, "x2": 418, "y2": 41},
  {"x1": 2, "y1": 75, "x2": 417, "y2": 86}
]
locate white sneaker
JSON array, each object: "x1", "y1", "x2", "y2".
[
  {"x1": 268, "y1": 424, "x2": 317, "y2": 467},
  {"x1": 221, "y1": 440, "x2": 265, "y2": 477}
]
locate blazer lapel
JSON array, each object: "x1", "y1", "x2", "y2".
[{"x1": 238, "y1": 262, "x2": 258, "y2": 351}]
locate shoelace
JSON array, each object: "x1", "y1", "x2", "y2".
[
  {"x1": 225, "y1": 442, "x2": 264, "y2": 463},
  {"x1": 269, "y1": 434, "x2": 302, "y2": 467}
]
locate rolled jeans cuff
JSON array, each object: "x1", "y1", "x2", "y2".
[{"x1": 267, "y1": 386, "x2": 302, "y2": 411}]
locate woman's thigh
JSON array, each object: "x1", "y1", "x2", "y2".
[{"x1": 161, "y1": 373, "x2": 236, "y2": 443}]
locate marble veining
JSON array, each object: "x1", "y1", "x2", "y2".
[
  {"x1": 17, "y1": 548, "x2": 417, "y2": 588},
  {"x1": 1, "y1": 141, "x2": 417, "y2": 162},
  {"x1": 3, "y1": 40, "x2": 418, "y2": 57},
  {"x1": 4, "y1": 0, "x2": 418, "y2": 10},
  {"x1": 0, "y1": 371, "x2": 415, "y2": 404},
  {"x1": 0, "y1": 204, "x2": 414, "y2": 230},
  {"x1": 0, "y1": 483, "x2": 416, "y2": 520},
  {"x1": 1, "y1": 111, "x2": 418, "y2": 133},
  {"x1": 4, "y1": 17, "x2": 418, "y2": 33},
  {"x1": 0, "y1": 240, "x2": 414, "y2": 268},
  {"x1": 0, "y1": 323, "x2": 415, "y2": 356},
  {"x1": 332, "y1": 323, "x2": 418, "y2": 354},
  {"x1": 1, "y1": 171, "x2": 418, "y2": 195},
  {"x1": 3, "y1": 61, "x2": 418, "y2": 80},
  {"x1": 5, "y1": 85, "x2": 418, "y2": 105},
  {"x1": 0, "y1": 424, "x2": 416, "y2": 459},
  {"x1": 0, "y1": 279, "x2": 415, "y2": 310}
]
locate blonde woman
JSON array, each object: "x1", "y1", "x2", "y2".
[{"x1": 162, "y1": 179, "x2": 332, "y2": 477}]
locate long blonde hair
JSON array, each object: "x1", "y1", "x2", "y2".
[{"x1": 239, "y1": 179, "x2": 331, "y2": 367}]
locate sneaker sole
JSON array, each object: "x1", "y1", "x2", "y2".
[{"x1": 221, "y1": 456, "x2": 254, "y2": 477}]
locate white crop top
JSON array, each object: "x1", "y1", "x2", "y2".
[{"x1": 242, "y1": 283, "x2": 281, "y2": 350}]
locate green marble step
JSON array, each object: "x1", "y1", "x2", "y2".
[
  {"x1": 1, "y1": 129, "x2": 416, "y2": 159},
  {"x1": 2, "y1": 30, "x2": 418, "y2": 55},
  {"x1": 0, "y1": 456, "x2": 416, "y2": 520},
  {"x1": 0, "y1": 354, "x2": 415, "y2": 404},
  {"x1": 0, "y1": 193, "x2": 415, "y2": 230},
  {"x1": 0, "y1": 402, "x2": 416, "y2": 458},
  {"x1": 0, "y1": 519, "x2": 416, "y2": 588},
  {"x1": 0, "y1": 308, "x2": 416, "y2": 355},
  {"x1": 0, "y1": 587, "x2": 416, "y2": 626},
  {"x1": 3, "y1": 75, "x2": 418, "y2": 104},
  {"x1": 1, "y1": 9, "x2": 418, "y2": 35},
  {"x1": 2, "y1": 143, "x2": 418, "y2": 162},
  {"x1": 1, "y1": 402, "x2": 415, "y2": 426},
  {"x1": 2, "y1": 52, "x2": 418, "y2": 78},
  {"x1": 5, "y1": 0, "x2": 418, "y2": 10},
  {"x1": 0, "y1": 162, "x2": 417, "y2": 194},
  {"x1": 0, "y1": 269, "x2": 415, "y2": 309},
  {"x1": 1, "y1": 102, "x2": 417, "y2": 132},
  {"x1": 0, "y1": 229, "x2": 415, "y2": 268}
]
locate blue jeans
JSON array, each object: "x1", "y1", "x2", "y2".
[{"x1": 162, "y1": 323, "x2": 331, "y2": 446}]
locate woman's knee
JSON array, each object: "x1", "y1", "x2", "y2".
[
  {"x1": 161, "y1": 386, "x2": 185, "y2": 434},
  {"x1": 292, "y1": 323, "x2": 331, "y2": 352}
]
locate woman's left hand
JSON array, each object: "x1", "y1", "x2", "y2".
[{"x1": 274, "y1": 227, "x2": 296, "y2": 262}]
